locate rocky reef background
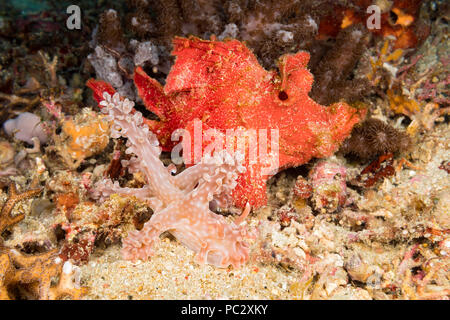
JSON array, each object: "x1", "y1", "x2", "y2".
[{"x1": 0, "y1": 0, "x2": 448, "y2": 300}]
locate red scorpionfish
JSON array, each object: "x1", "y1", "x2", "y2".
[{"x1": 88, "y1": 36, "x2": 365, "y2": 209}]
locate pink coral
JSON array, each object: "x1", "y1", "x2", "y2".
[{"x1": 95, "y1": 92, "x2": 254, "y2": 268}]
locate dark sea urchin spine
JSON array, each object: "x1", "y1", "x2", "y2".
[{"x1": 340, "y1": 118, "x2": 411, "y2": 162}]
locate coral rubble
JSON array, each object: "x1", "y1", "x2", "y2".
[
  {"x1": 309, "y1": 161, "x2": 348, "y2": 214},
  {"x1": 0, "y1": 0, "x2": 448, "y2": 301}
]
